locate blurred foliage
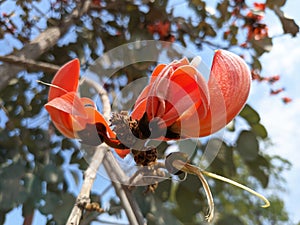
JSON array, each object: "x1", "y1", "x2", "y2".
[{"x1": 0, "y1": 0, "x2": 299, "y2": 224}]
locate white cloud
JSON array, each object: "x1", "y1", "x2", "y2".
[{"x1": 260, "y1": 37, "x2": 300, "y2": 76}]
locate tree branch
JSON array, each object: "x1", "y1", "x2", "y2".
[
  {"x1": 66, "y1": 145, "x2": 107, "y2": 225},
  {"x1": 0, "y1": 0, "x2": 92, "y2": 91},
  {"x1": 0, "y1": 55, "x2": 60, "y2": 73},
  {"x1": 66, "y1": 77, "x2": 145, "y2": 225},
  {"x1": 103, "y1": 152, "x2": 146, "y2": 225}
]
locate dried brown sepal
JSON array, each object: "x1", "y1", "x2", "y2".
[
  {"x1": 131, "y1": 146, "x2": 158, "y2": 166},
  {"x1": 145, "y1": 182, "x2": 159, "y2": 194},
  {"x1": 77, "y1": 200, "x2": 105, "y2": 213},
  {"x1": 110, "y1": 111, "x2": 146, "y2": 150},
  {"x1": 84, "y1": 202, "x2": 105, "y2": 213}
]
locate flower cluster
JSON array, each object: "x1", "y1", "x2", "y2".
[
  {"x1": 243, "y1": 3, "x2": 268, "y2": 41},
  {"x1": 45, "y1": 50, "x2": 251, "y2": 158}
]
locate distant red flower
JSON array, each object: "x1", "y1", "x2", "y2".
[
  {"x1": 240, "y1": 42, "x2": 248, "y2": 48},
  {"x1": 270, "y1": 88, "x2": 285, "y2": 95},
  {"x1": 147, "y1": 21, "x2": 174, "y2": 42},
  {"x1": 266, "y1": 75, "x2": 280, "y2": 84},
  {"x1": 245, "y1": 11, "x2": 264, "y2": 22},
  {"x1": 131, "y1": 50, "x2": 251, "y2": 138},
  {"x1": 282, "y1": 97, "x2": 292, "y2": 104},
  {"x1": 244, "y1": 11, "x2": 268, "y2": 40},
  {"x1": 251, "y1": 70, "x2": 263, "y2": 81},
  {"x1": 147, "y1": 21, "x2": 170, "y2": 37},
  {"x1": 248, "y1": 24, "x2": 268, "y2": 40},
  {"x1": 92, "y1": 0, "x2": 101, "y2": 6},
  {"x1": 254, "y1": 2, "x2": 266, "y2": 11},
  {"x1": 44, "y1": 59, "x2": 130, "y2": 158}
]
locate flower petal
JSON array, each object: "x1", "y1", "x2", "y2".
[
  {"x1": 151, "y1": 65, "x2": 209, "y2": 129},
  {"x1": 131, "y1": 98, "x2": 147, "y2": 120},
  {"x1": 51, "y1": 119, "x2": 76, "y2": 138},
  {"x1": 150, "y1": 64, "x2": 167, "y2": 83},
  {"x1": 199, "y1": 50, "x2": 251, "y2": 136},
  {"x1": 45, "y1": 92, "x2": 89, "y2": 137},
  {"x1": 45, "y1": 92, "x2": 87, "y2": 118},
  {"x1": 48, "y1": 59, "x2": 80, "y2": 101},
  {"x1": 83, "y1": 107, "x2": 131, "y2": 158}
]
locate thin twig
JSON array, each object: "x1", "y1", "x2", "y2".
[
  {"x1": 79, "y1": 77, "x2": 145, "y2": 225},
  {"x1": 0, "y1": 55, "x2": 60, "y2": 73},
  {"x1": 66, "y1": 145, "x2": 108, "y2": 225},
  {"x1": 103, "y1": 152, "x2": 146, "y2": 225}
]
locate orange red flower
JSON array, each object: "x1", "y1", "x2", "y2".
[
  {"x1": 253, "y1": 2, "x2": 266, "y2": 11},
  {"x1": 45, "y1": 50, "x2": 251, "y2": 159},
  {"x1": 44, "y1": 59, "x2": 129, "y2": 158},
  {"x1": 131, "y1": 50, "x2": 251, "y2": 138},
  {"x1": 147, "y1": 21, "x2": 175, "y2": 42},
  {"x1": 282, "y1": 97, "x2": 292, "y2": 104}
]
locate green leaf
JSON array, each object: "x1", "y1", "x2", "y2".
[
  {"x1": 251, "y1": 37, "x2": 273, "y2": 56},
  {"x1": 279, "y1": 15, "x2": 299, "y2": 37},
  {"x1": 239, "y1": 104, "x2": 260, "y2": 125},
  {"x1": 251, "y1": 123, "x2": 268, "y2": 139},
  {"x1": 41, "y1": 164, "x2": 63, "y2": 184},
  {"x1": 146, "y1": 195, "x2": 182, "y2": 225},
  {"x1": 175, "y1": 175, "x2": 204, "y2": 220},
  {"x1": 52, "y1": 193, "x2": 75, "y2": 225},
  {"x1": 61, "y1": 138, "x2": 74, "y2": 150},
  {"x1": 39, "y1": 192, "x2": 61, "y2": 215},
  {"x1": 246, "y1": 155, "x2": 270, "y2": 187},
  {"x1": 251, "y1": 56, "x2": 262, "y2": 71},
  {"x1": 155, "y1": 180, "x2": 172, "y2": 202},
  {"x1": 206, "y1": 139, "x2": 236, "y2": 177},
  {"x1": 70, "y1": 170, "x2": 81, "y2": 186},
  {"x1": 236, "y1": 131, "x2": 259, "y2": 161},
  {"x1": 216, "y1": 0, "x2": 231, "y2": 23},
  {"x1": 0, "y1": 161, "x2": 29, "y2": 210},
  {"x1": 216, "y1": 214, "x2": 246, "y2": 225}
]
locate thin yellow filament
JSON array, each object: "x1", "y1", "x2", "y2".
[
  {"x1": 36, "y1": 80, "x2": 68, "y2": 93},
  {"x1": 172, "y1": 160, "x2": 270, "y2": 222},
  {"x1": 172, "y1": 160, "x2": 215, "y2": 222},
  {"x1": 200, "y1": 170, "x2": 270, "y2": 208}
]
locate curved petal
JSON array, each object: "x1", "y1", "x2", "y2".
[
  {"x1": 48, "y1": 59, "x2": 80, "y2": 101},
  {"x1": 131, "y1": 98, "x2": 147, "y2": 120},
  {"x1": 151, "y1": 65, "x2": 209, "y2": 128},
  {"x1": 45, "y1": 92, "x2": 89, "y2": 138},
  {"x1": 133, "y1": 58, "x2": 190, "y2": 120},
  {"x1": 84, "y1": 107, "x2": 115, "y2": 138},
  {"x1": 169, "y1": 100, "x2": 204, "y2": 138},
  {"x1": 51, "y1": 119, "x2": 76, "y2": 138},
  {"x1": 47, "y1": 109, "x2": 86, "y2": 138},
  {"x1": 84, "y1": 107, "x2": 131, "y2": 158},
  {"x1": 80, "y1": 97, "x2": 96, "y2": 107},
  {"x1": 150, "y1": 64, "x2": 167, "y2": 83},
  {"x1": 45, "y1": 92, "x2": 87, "y2": 118},
  {"x1": 166, "y1": 66, "x2": 209, "y2": 115},
  {"x1": 134, "y1": 85, "x2": 151, "y2": 109},
  {"x1": 114, "y1": 149, "x2": 131, "y2": 159},
  {"x1": 199, "y1": 50, "x2": 251, "y2": 136}
]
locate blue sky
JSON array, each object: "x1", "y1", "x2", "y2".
[{"x1": 249, "y1": 1, "x2": 300, "y2": 222}]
